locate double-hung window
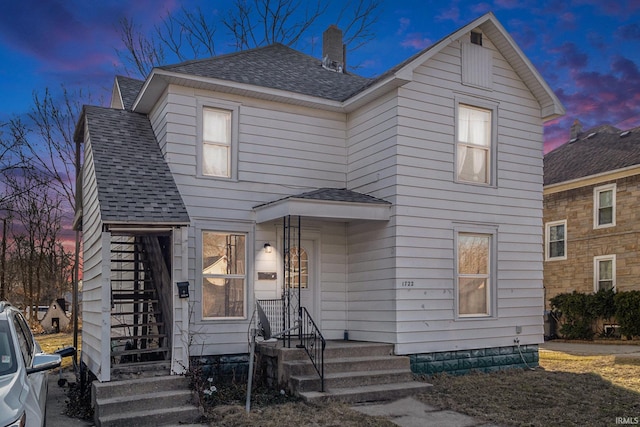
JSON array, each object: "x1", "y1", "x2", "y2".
[
  {"x1": 545, "y1": 220, "x2": 567, "y2": 261},
  {"x1": 457, "y1": 104, "x2": 492, "y2": 184},
  {"x1": 594, "y1": 184, "x2": 616, "y2": 228},
  {"x1": 457, "y1": 232, "x2": 493, "y2": 317},
  {"x1": 202, "y1": 232, "x2": 246, "y2": 319},
  {"x1": 202, "y1": 107, "x2": 232, "y2": 178},
  {"x1": 594, "y1": 255, "x2": 616, "y2": 292}
]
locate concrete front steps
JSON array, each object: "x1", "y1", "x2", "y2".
[
  {"x1": 263, "y1": 340, "x2": 432, "y2": 404},
  {"x1": 92, "y1": 375, "x2": 203, "y2": 427}
]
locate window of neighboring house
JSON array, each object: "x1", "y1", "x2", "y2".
[
  {"x1": 202, "y1": 107, "x2": 232, "y2": 178},
  {"x1": 594, "y1": 255, "x2": 616, "y2": 292},
  {"x1": 545, "y1": 220, "x2": 567, "y2": 261},
  {"x1": 594, "y1": 184, "x2": 616, "y2": 228},
  {"x1": 457, "y1": 232, "x2": 494, "y2": 317},
  {"x1": 202, "y1": 232, "x2": 246, "y2": 319},
  {"x1": 456, "y1": 104, "x2": 493, "y2": 184}
]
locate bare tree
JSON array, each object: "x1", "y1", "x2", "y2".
[
  {"x1": 116, "y1": 0, "x2": 381, "y2": 79},
  {"x1": 117, "y1": 17, "x2": 166, "y2": 78},
  {"x1": 222, "y1": 0, "x2": 328, "y2": 51},
  {"x1": 9, "y1": 170, "x2": 64, "y2": 323}
]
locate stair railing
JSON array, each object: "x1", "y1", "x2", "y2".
[{"x1": 298, "y1": 307, "x2": 326, "y2": 392}]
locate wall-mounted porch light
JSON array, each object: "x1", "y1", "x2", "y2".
[{"x1": 263, "y1": 243, "x2": 272, "y2": 254}]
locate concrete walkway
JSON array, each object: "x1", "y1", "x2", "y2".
[
  {"x1": 46, "y1": 371, "x2": 94, "y2": 426},
  {"x1": 352, "y1": 397, "x2": 500, "y2": 427},
  {"x1": 540, "y1": 340, "x2": 640, "y2": 357}
]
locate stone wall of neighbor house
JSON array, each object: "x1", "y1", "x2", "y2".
[
  {"x1": 410, "y1": 345, "x2": 539, "y2": 376},
  {"x1": 544, "y1": 175, "x2": 640, "y2": 309}
]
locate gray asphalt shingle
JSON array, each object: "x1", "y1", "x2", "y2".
[
  {"x1": 544, "y1": 125, "x2": 640, "y2": 186},
  {"x1": 84, "y1": 106, "x2": 190, "y2": 224},
  {"x1": 115, "y1": 75, "x2": 145, "y2": 110},
  {"x1": 159, "y1": 44, "x2": 373, "y2": 102}
]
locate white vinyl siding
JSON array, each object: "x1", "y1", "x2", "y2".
[
  {"x1": 461, "y1": 41, "x2": 493, "y2": 89},
  {"x1": 594, "y1": 183, "x2": 616, "y2": 228},
  {"x1": 545, "y1": 220, "x2": 567, "y2": 261},
  {"x1": 390, "y1": 35, "x2": 544, "y2": 354}
]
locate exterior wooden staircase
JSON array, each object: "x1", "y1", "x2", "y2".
[
  {"x1": 110, "y1": 236, "x2": 171, "y2": 378},
  {"x1": 258, "y1": 340, "x2": 431, "y2": 403}
]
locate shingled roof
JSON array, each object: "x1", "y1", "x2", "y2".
[
  {"x1": 544, "y1": 125, "x2": 640, "y2": 186},
  {"x1": 83, "y1": 106, "x2": 190, "y2": 225},
  {"x1": 159, "y1": 43, "x2": 373, "y2": 102},
  {"x1": 255, "y1": 188, "x2": 391, "y2": 209},
  {"x1": 115, "y1": 76, "x2": 145, "y2": 110}
]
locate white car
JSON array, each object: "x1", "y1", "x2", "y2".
[{"x1": 0, "y1": 302, "x2": 61, "y2": 427}]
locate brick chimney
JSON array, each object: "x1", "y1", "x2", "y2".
[
  {"x1": 570, "y1": 119, "x2": 583, "y2": 140},
  {"x1": 322, "y1": 25, "x2": 345, "y2": 72}
]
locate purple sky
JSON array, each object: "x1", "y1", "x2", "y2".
[{"x1": 1, "y1": 0, "x2": 639, "y2": 152}]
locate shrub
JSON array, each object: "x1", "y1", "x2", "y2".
[
  {"x1": 550, "y1": 291, "x2": 596, "y2": 340},
  {"x1": 614, "y1": 291, "x2": 640, "y2": 339}
]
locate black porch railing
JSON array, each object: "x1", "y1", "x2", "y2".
[
  {"x1": 257, "y1": 299, "x2": 326, "y2": 392},
  {"x1": 298, "y1": 307, "x2": 326, "y2": 392}
]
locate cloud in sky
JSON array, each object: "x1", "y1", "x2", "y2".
[{"x1": 0, "y1": 0, "x2": 639, "y2": 156}]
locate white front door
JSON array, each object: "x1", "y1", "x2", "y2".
[{"x1": 285, "y1": 239, "x2": 319, "y2": 326}]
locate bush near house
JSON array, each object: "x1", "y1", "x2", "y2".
[
  {"x1": 614, "y1": 290, "x2": 640, "y2": 338},
  {"x1": 550, "y1": 289, "x2": 640, "y2": 340}
]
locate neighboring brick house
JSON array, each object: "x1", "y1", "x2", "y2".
[{"x1": 543, "y1": 121, "x2": 640, "y2": 308}]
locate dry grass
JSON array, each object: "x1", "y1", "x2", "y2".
[
  {"x1": 40, "y1": 331, "x2": 640, "y2": 426},
  {"x1": 36, "y1": 330, "x2": 80, "y2": 370},
  {"x1": 416, "y1": 348, "x2": 640, "y2": 427},
  {"x1": 205, "y1": 401, "x2": 395, "y2": 427}
]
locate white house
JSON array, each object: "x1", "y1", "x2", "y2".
[{"x1": 74, "y1": 12, "x2": 564, "y2": 385}]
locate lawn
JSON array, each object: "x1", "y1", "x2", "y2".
[
  {"x1": 416, "y1": 347, "x2": 640, "y2": 427},
  {"x1": 37, "y1": 330, "x2": 79, "y2": 370},
  {"x1": 39, "y1": 332, "x2": 640, "y2": 426}
]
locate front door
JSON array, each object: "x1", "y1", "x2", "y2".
[{"x1": 285, "y1": 239, "x2": 318, "y2": 327}]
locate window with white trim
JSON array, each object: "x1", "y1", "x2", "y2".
[
  {"x1": 545, "y1": 220, "x2": 567, "y2": 261},
  {"x1": 456, "y1": 104, "x2": 493, "y2": 184},
  {"x1": 202, "y1": 107, "x2": 232, "y2": 178},
  {"x1": 594, "y1": 184, "x2": 616, "y2": 228},
  {"x1": 456, "y1": 232, "x2": 494, "y2": 317},
  {"x1": 594, "y1": 255, "x2": 616, "y2": 292},
  {"x1": 201, "y1": 232, "x2": 246, "y2": 318}
]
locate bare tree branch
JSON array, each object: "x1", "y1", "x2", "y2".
[
  {"x1": 116, "y1": 17, "x2": 165, "y2": 78},
  {"x1": 337, "y1": 0, "x2": 381, "y2": 52}
]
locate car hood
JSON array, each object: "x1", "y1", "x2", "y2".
[{"x1": 0, "y1": 373, "x2": 25, "y2": 425}]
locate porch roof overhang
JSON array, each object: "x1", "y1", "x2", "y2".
[{"x1": 253, "y1": 188, "x2": 392, "y2": 224}]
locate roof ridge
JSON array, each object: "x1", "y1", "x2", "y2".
[{"x1": 159, "y1": 43, "x2": 291, "y2": 70}]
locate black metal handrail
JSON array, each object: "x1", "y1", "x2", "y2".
[{"x1": 298, "y1": 307, "x2": 326, "y2": 392}]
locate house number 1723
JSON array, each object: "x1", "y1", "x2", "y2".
[{"x1": 401, "y1": 281, "x2": 414, "y2": 287}]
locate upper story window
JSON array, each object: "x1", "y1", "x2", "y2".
[
  {"x1": 456, "y1": 231, "x2": 495, "y2": 317},
  {"x1": 594, "y1": 255, "x2": 616, "y2": 292},
  {"x1": 202, "y1": 107, "x2": 232, "y2": 178},
  {"x1": 594, "y1": 183, "x2": 616, "y2": 228},
  {"x1": 456, "y1": 104, "x2": 493, "y2": 184},
  {"x1": 545, "y1": 220, "x2": 567, "y2": 261}
]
